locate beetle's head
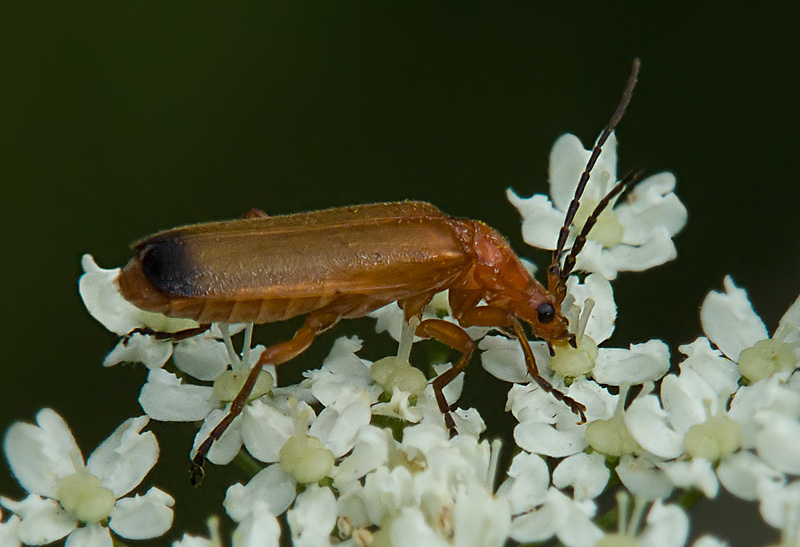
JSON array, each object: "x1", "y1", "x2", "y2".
[{"x1": 516, "y1": 287, "x2": 575, "y2": 349}]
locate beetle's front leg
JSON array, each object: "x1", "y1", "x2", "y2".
[
  {"x1": 509, "y1": 318, "x2": 587, "y2": 424},
  {"x1": 454, "y1": 306, "x2": 587, "y2": 424}
]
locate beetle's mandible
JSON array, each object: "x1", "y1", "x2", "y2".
[{"x1": 117, "y1": 59, "x2": 642, "y2": 484}]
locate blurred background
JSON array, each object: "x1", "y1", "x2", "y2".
[{"x1": 0, "y1": 3, "x2": 795, "y2": 545}]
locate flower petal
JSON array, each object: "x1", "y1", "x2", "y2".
[
  {"x1": 701, "y1": 276, "x2": 768, "y2": 362},
  {"x1": 172, "y1": 337, "x2": 230, "y2": 381},
  {"x1": 549, "y1": 133, "x2": 617, "y2": 210},
  {"x1": 233, "y1": 503, "x2": 282, "y2": 547},
  {"x1": 776, "y1": 293, "x2": 800, "y2": 343},
  {"x1": 192, "y1": 409, "x2": 243, "y2": 466},
  {"x1": 333, "y1": 426, "x2": 392, "y2": 490},
  {"x1": 108, "y1": 487, "x2": 174, "y2": 539},
  {"x1": 677, "y1": 338, "x2": 740, "y2": 396},
  {"x1": 593, "y1": 340, "x2": 670, "y2": 386},
  {"x1": 514, "y1": 421, "x2": 586, "y2": 457},
  {"x1": 660, "y1": 459, "x2": 718, "y2": 498},
  {"x1": 639, "y1": 501, "x2": 689, "y2": 547},
  {"x1": 79, "y1": 255, "x2": 146, "y2": 336},
  {"x1": 0, "y1": 509, "x2": 20, "y2": 547},
  {"x1": 497, "y1": 451, "x2": 550, "y2": 514},
  {"x1": 138, "y1": 369, "x2": 217, "y2": 422},
  {"x1": 3, "y1": 409, "x2": 81, "y2": 497},
  {"x1": 615, "y1": 172, "x2": 687, "y2": 243},
  {"x1": 624, "y1": 395, "x2": 684, "y2": 459},
  {"x1": 758, "y1": 480, "x2": 800, "y2": 529},
  {"x1": 616, "y1": 455, "x2": 673, "y2": 500},
  {"x1": 65, "y1": 523, "x2": 112, "y2": 547},
  {"x1": 607, "y1": 227, "x2": 678, "y2": 273},
  {"x1": 480, "y1": 336, "x2": 550, "y2": 384},
  {"x1": 755, "y1": 412, "x2": 800, "y2": 474},
  {"x1": 1, "y1": 495, "x2": 76, "y2": 545},
  {"x1": 390, "y1": 507, "x2": 449, "y2": 547},
  {"x1": 717, "y1": 450, "x2": 784, "y2": 501},
  {"x1": 510, "y1": 488, "x2": 567, "y2": 543},
  {"x1": 453, "y1": 487, "x2": 511, "y2": 547},
  {"x1": 103, "y1": 334, "x2": 172, "y2": 370},
  {"x1": 87, "y1": 416, "x2": 158, "y2": 498},
  {"x1": 224, "y1": 465, "x2": 296, "y2": 523},
  {"x1": 564, "y1": 274, "x2": 617, "y2": 344},
  {"x1": 240, "y1": 399, "x2": 294, "y2": 463},
  {"x1": 553, "y1": 452, "x2": 609, "y2": 501},
  {"x1": 479, "y1": 336, "x2": 529, "y2": 383},
  {"x1": 310, "y1": 389, "x2": 372, "y2": 458},
  {"x1": 79, "y1": 255, "x2": 199, "y2": 336},
  {"x1": 508, "y1": 191, "x2": 564, "y2": 251},
  {"x1": 288, "y1": 485, "x2": 337, "y2": 546}
]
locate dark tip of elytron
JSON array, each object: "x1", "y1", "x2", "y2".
[{"x1": 139, "y1": 236, "x2": 199, "y2": 297}]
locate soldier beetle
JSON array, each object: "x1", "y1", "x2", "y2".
[{"x1": 117, "y1": 59, "x2": 642, "y2": 484}]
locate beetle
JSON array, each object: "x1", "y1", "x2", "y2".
[{"x1": 117, "y1": 59, "x2": 641, "y2": 484}]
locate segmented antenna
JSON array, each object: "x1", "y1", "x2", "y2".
[
  {"x1": 548, "y1": 58, "x2": 641, "y2": 292},
  {"x1": 559, "y1": 167, "x2": 645, "y2": 279}
]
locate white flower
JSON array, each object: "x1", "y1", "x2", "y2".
[
  {"x1": 1, "y1": 409, "x2": 173, "y2": 546},
  {"x1": 508, "y1": 132, "x2": 687, "y2": 280},
  {"x1": 79, "y1": 254, "x2": 197, "y2": 369},
  {"x1": 335, "y1": 424, "x2": 511, "y2": 546},
  {"x1": 594, "y1": 495, "x2": 689, "y2": 547},
  {"x1": 701, "y1": 275, "x2": 800, "y2": 383}
]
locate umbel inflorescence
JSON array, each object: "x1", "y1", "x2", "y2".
[{"x1": 1, "y1": 132, "x2": 799, "y2": 547}]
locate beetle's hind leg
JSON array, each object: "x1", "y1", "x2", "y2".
[{"x1": 190, "y1": 310, "x2": 341, "y2": 485}]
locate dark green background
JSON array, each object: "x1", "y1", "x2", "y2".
[{"x1": 1, "y1": 3, "x2": 795, "y2": 545}]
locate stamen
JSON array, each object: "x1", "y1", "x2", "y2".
[
  {"x1": 629, "y1": 496, "x2": 647, "y2": 537},
  {"x1": 397, "y1": 316, "x2": 420, "y2": 364},
  {"x1": 218, "y1": 324, "x2": 242, "y2": 372},
  {"x1": 577, "y1": 298, "x2": 595, "y2": 346},
  {"x1": 617, "y1": 491, "x2": 630, "y2": 535},
  {"x1": 240, "y1": 323, "x2": 254, "y2": 367},
  {"x1": 487, "y1": 438, "x2": 503, "y2": 491}
]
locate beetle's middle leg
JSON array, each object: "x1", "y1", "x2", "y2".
[
  {"x1": 190, "y1": 309, "x2": 340, "y2": 484},
  {"x1": 413, "y1": 319, "x2": 476, "y2": 433}
]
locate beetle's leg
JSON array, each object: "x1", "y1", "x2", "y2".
[
  {"x1": 190, "y1": 310, "x2": 340, "y2": 485},
  {"x1": 510, "y1": 318, "x2": 587, "y2": 423},
  {"x1": 124, "y1": 323, "x2": 211, "y2": 344},
  {"x1": 453, "y1": 303, "x2": 587, "y2": 423},
  {"x1": 414, "y1": 319, "x2": 476, "y2": 433}
]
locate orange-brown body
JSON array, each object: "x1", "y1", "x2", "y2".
[{"x1": 118, "y1": 201, "x2": 571, "y2": 346}]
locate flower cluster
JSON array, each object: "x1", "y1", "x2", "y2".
[{"x1": 2, "y1": 131, "x2": 797, "y2": 547}]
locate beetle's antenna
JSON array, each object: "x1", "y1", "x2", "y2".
[
  {"x1": 549, "y1": 58, "x2": 641, "y2": 288},
  {"x1": 560, "y1": 166, "x2": 645, "y2": 279}
]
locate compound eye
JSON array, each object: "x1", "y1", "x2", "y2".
[{"x1": 537, "y1": 302, "x2": 555, "y2": 324}]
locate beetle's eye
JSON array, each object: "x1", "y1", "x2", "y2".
[{"x1": 537, "y1": 302, "x2": 555, "y2": 324}]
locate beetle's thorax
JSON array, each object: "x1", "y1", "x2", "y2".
[{"x1": 453, "y1": 220, "x2": 571, "y2": 344}]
